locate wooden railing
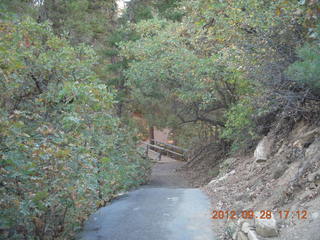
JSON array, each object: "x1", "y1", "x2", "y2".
[{"x1": 142, "y1": 140, "x2": 188, "y2": 161}]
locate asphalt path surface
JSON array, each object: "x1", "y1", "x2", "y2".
[{"x1": 78, "y1": 158, "x2": 216, "y2": 240}]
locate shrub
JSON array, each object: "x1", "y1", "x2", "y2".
[
  {"x1": 222, "y1": 98, "x2": 258, "y2": 152},
  {"x1": 0, "y1": 18, "x2": 150, "y2": 239},
  {"x1": 287, "y1": 40, "x2": 320, "y2": 95}
]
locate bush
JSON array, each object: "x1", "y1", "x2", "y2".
[
  {"x1": 222, "y1": 98, "x2": 259, "y2": 152},
  {"x1": 287, "y1": 40, "x2": 320, "y2": 95},
  {"x1": 0, "y1": 18, "x2": 150, "y2": 239}
]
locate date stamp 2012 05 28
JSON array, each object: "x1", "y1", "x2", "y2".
[{"x1": 211, "y1": 210, "x2": 308, "y2": 220}]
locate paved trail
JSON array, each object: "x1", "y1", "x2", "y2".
[{"x1": 79, "y1": 152, "x2": 216, "y2": 240}]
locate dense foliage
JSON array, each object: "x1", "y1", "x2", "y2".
[
  {"x1": 287, "y1": 33, "x2": 320, "y2": 94},
  {"x1": 1, "y1": 0, "x2": 320, "y2": 238},
  {"x1": 0, "y1": 15, "x2": 150, "y2": 240},
  {"x1": 119, "y1": 0, "x2": 320, "y2": 150}
]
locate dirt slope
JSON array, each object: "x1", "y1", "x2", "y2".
[{"x1": 181, "y1": 120, "x2": 320, "y2": 240}]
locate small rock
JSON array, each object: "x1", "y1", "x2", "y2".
[
  {"x1": 254, "y1": 136, "x2": 273, "y2": 162},
  {"x1": 242, "y1": 222, "x2": 252, "y2": 234},
  {"x1": 255, "y1": 217, "x2": 278, "y2": 237},
  {"x1": 237, "y1": 231, "x2": 249, "y2": 240},
  {"x1": 309, "y1": 182, "x2": 317, "y2": 189},
  {"x1": 226, "y1": 219, "x2": 238, "y2": 239},
  {"x1": 248, "y1": 230, "x2": 260, "y2": 240}
]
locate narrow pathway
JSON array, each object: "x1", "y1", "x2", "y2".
[
  {"x1": 148, "y1": 157, "x2": 189, "y2": 188},
  {"x1": 79, "y1": 142, "x2": 216, "y2": 240}
]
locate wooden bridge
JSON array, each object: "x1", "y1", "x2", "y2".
[{"x1": 142, "y1": 139, "x2": 188, "y2": 161}]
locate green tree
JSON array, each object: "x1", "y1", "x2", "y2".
[
  {"x1": 38, "y1": 0, "x2": 117, "y2": 44},
  {"x1": 287, "y1": 25, "x2": 320, "y2": 94},
  {"x1": 119, "y1": 0, "x2": 319, "y2": 150},
  {"x1": 0, "y1": 17, "x2": 150, "y2": 240},
  {"x1": 120, "y1": 17, "x2": 252, "y2": 137}
]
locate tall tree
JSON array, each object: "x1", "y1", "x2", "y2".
[{"x1": 38, "y1": 0, "x2": 117, "y2": 44}]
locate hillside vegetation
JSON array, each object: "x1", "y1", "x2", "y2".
[
  {"x1": 1, "y1": 0, "x2": 320, "y2": 239},
  {"x1": 0, "y1": 1, "x2": 150, "y2": 239}
]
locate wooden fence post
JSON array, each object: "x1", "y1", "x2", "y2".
[
  {"x1": 146, "y1": 144, "x2": 149, "y2": 157},
  {"x1": 158, "y1": 149, "x2": 162, "y2": 161}
]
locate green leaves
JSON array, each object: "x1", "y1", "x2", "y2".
[
  {"x1": 120, "y1": 17, "x2": 246, "y2": 130},
  {"x1": 118, "y1": 0, "x2": 318, "y2": 153},
  {"x1": 287, "y1": 35, "x2": 320, "y2": 94},
  {"x1": 0, "y1": 17, "x2": 151, "y2": 240}
]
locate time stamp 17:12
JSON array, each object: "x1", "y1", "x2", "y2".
[{"x1": 212, "y1": 210, "x2": 308, "y2": 220}]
